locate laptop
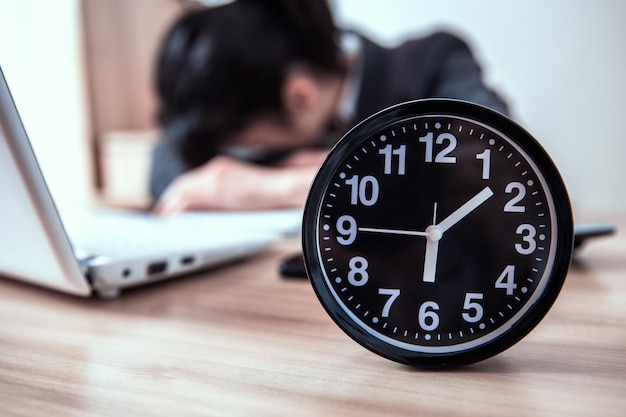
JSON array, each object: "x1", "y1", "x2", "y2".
[{"x1": 0, "y1": 66, "x2": 300, "y2": 298}]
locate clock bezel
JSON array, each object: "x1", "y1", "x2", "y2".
[{"x1": 302, "y1": 99, "x2": 574, "y2": 368}]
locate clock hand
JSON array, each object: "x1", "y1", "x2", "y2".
[
  {"x1": 436, "y1": 186, "x2": 494, "y2": 233},
  {"x1": 358, "y1": 227, "x2": 429, "y2": 237},
  {"x1": 423, "y1": 203, "x2": 441, "y2": 283},
  {"x1": 422, "y1": 232, "x2": 440, "y2": 283}
]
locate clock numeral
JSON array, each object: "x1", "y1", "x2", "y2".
[
  {"x1": 475, "y1": 149, "x2": 491, "y2": 179},
  {"x1": 515, "y1": 224, "x2": 537, "y2": 255},
  {"x1": 504, "y1": 182, "x2": 526, "y2": 212},
  {"x1": 378, "y1": 288, "x2": 400, "y2": 318},
  {"x1": 348, "y1": 256, "x2": 369, "y2": 286},
  {"x1": 418, "y1": 132, "x2": 457, "y2": 163},
  {"x1": 462, "y1": 293, "x2": 484, "y2": 323},
  {"x1": 495, "y1": 265, "x2": 517, "y2": 295},
  {"x1": 346, "y1": 175, "x2": 379, "y2": 206},
  {"x1": 379, "y1": 144, "x2": 406, "y2": 175},
  {"x1": 418, "y1": 301, "x2": 440, "y2": 331},
  {"x1": 336, "y1": 215, "x2": 357, "y2": 245}
]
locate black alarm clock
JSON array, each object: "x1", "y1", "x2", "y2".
[{"x1": 302, "y1": 99, "x2": 574, "y2": 368}]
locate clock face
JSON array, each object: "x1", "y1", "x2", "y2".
[{"x1": 302, "y1": 100, "x2": 573, "y2": 368}]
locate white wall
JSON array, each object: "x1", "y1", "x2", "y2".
[
  {"x1": 0, "y1": 0, "x2": 91, "y2": 216},
  {"x1": 333, "y1": 0, "x2": 626, "y2": 213},
  {"x1": 0, "y1": 1, "x2": 624, "y2": 214}
]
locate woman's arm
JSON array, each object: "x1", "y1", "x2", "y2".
[{"x1": 153, "y1": 150, "x2": 328, "y2": 215}]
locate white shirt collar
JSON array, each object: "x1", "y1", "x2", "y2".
[{"x1": 336, "y1": 32, "x2": 364, "y2": 127}]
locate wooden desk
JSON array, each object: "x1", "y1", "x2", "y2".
[{"x1": 1, "y1": 217, "x2": 625, "y2": 417}]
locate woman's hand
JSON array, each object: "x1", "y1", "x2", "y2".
[{"x1": 154, "y1": 151, "x2": 327, "y2": 215}]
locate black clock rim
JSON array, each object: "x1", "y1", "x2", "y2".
[{"x1": 302, "y1": 99, "x2": 574, "y2": 369}]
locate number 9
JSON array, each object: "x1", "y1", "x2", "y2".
[{"x1": 336, "y1": 215, "x2": 357, "y2": 245}]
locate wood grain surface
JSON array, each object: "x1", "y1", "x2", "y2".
[{"x1": 1, "y1": 216, "x2": 625, "y2": 417}]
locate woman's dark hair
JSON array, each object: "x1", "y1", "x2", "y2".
[{"x1": 155, "y1": 0, "x2": 345, "y2": 168}]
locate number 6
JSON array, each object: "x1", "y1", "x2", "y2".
[{"x1": 418, "y1": 301, "x2": 440, "y2": 331}]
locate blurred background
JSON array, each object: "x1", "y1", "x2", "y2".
[{"x1": 0, "y1": 0, "x2": 624, "y2": 218}]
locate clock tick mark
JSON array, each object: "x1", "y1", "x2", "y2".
[
  {"x1": 435, "y1": 122, "x2": 441, "y2": 129},
  {"x1": 515, "y1": 162, "x2": 521, "y2": 167},
  {"x1": 425, "y1": 334, "x2": 432, "y2": 341},
  {"x1": 323, "y1": 224, "x2": 330, "y2": 231},
  {"x1": 521, "y1": 287, "x2": 528, "y2": 293},
  {"x1": 489, "y1": 139, "x2": 495, "y2": 145},
  {"x1": 380, "y1": 135, "x2": 387, "y2": 141},
  {"x1": 372, "y1": 317, "x2": 379, "y2": 323},
  {"x1": 340, "y1": 287, "x2": 347, "y2": 292},
  {"x1": 469, "y1": 128, "x2": 474, "y2": 135},
  {"x1": 479, "y1": 323, "x2": 486, "y2": 330},
  {"x1": 402, "y1": 126, "x2": 406, "y2": 133},
  {"x1": 499, "y1": 145, "x2": 504, "y2": 151}
]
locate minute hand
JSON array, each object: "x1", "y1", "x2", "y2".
[{"x1": 436, "y1": 186, "x2": 494, "y2": 233}]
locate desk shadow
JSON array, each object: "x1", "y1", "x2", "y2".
[{"x1": 392, "y1": 346, "x2": 623, "y2": 378}]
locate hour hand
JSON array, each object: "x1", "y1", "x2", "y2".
[{"x1": 437, "y1": 186, "x2": 494, "y2": 233}]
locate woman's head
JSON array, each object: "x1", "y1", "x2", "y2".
[{"x1": 155, "y1": 0, "x2": 346, "y2": 167}]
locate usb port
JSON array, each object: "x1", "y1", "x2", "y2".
[
  {"x1": 180, "y1": 256, "x2": 195, "y2": 266},
  {"x1": 147, "y1": 261, "x2": 167, "y2": 276}
]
